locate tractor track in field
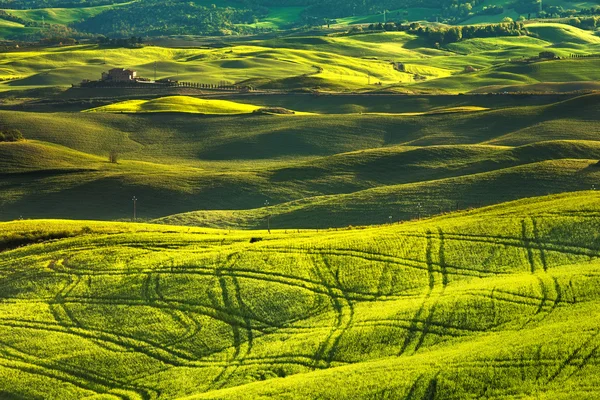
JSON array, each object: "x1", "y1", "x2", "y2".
[
  {"x1": 48, "y1": 262, "x2": 430, "y2": 303},
  {"x1": 0, "y1": 339, "x2": 156, "y2": 400},
  {"x1": 211, "y1": 252, "x2": 257, "y2": 389},
  {"x1": 532, "y1": 218, "x2": 548, "y2": 272},
  {"x1": 3, "y1": 212, "x2": 599, "y2": 398},
  {"x1": 395, "y1": 230, "x2": 600, "y2": 259},
  {"x1": 246, "y1": 247, "x2": 497, "y2": 279},
  {"x1": 399, "y1": 232, "x2": 437, "y2": 356},
  {"x1": 522, "y1": 219, "x2": 537, "y2": 274},
  {"x1": 547, "y1": 330, "x2": 600, "y2": 384},
  {"x1": 321, "y1": 253, "x2": 354, "y2": 366},
  {"x1": 311, "y1": 254, "x2": 345, "y2": 369},
  {"x1": 414, "y1": 231, "x2": 446, "y2": 354},
  {"x1": 438, "y1": 228, "x2": 449, "y2": 287},
  {"x1": 352, "y1": 319, "x2": 484, "y2": 336},
  {"x1": 0, "y1": 318, "x2": 333, "y2": 373}
]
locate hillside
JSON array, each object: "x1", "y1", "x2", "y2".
[
  {"x1": 1, "y1": 93, "x2": 600, "y2": 224},
  {"x1": 3, "y1": 0, "x2": 600, "y2": 39},
  {"x1": 0, "y1": 191, "x2": 599, "y2": 399},
  {"x1": 84, "y1": 96, "x2": 265, "y2": 115},
  {"x1": 1, "y1": 20, "x2": 600, "y2": 94}
]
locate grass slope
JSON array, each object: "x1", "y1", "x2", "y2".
[
  {"x1": 2, "y1": 93, "x2": 600, "y2": 223},
  {"x1": 84, "y1": 96, "x2": 264, "y2": 115},
  {"x1": 157, "y1": 158, "x2": 600, "y2": 229},
  {"x1": 2, "y1": 2, "x2": 134, "y2": 26},
  {"x1": 1, "y1": 22, "x2": 599, "y2": 93},
  {"x1": 0, "y1": 191, "x2": 599, "y2": 399}
]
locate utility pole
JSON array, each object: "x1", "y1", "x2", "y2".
[
  {"x1": 154, "y1": 61, "x2": 157, "y2": 82},
  {"x1": 264, "y1": 200, "x2": 271, "y2": 233},
  {"x1": 417, "y1": 202, "x2": 422, "y2": 220},
  {"x1": 132, "y1": 196, "x2": 138, "y2": 222},
  {"x1": 265, "y1": 200, "x2": 271, "y2": 233}
]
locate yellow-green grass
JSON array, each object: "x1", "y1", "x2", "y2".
[
  {"x1": 413, "y1": 57, "x2": 600, "y2": 93},
  {"x1": 0, "y1": 43, "x2": 410, "y2": 91},
  {"x1": 84, "y1": 96, "x2": 264, "y2": 115},
  {"x1": 369, "y1": 105, "x2": 490, "y2": 116},
  {"x1": 0, "y1": 18, "x2": 39, "y2": 39},
  {"x1": 446, "y1": 36, "x2": 555, "y2": 55},
  {"x1": 237, "y1": 7, "x2": 305, "y2": 30},
  {"x1": 0, "y1": 191, "x2": 599, "y2": 399},
  {"x1": 0, "y1": 22, "x2": 598, "y2": 93},
  {"x1": 5, "y1": 92, "x2": 599, "y2": 159},
  {"x1": 460, "y1": 9, "x2": 521, "y2": 25},
  {"x1": 527, "y1": 22, "x2": 600, "y2": 45},
  {"x1": 336, "y1": 7, "x2": 439, "y2": 25},
  {"x1": 2, "y1": 1, "x2": 134, "y2": 26}
]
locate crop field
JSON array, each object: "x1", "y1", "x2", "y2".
[
  {"x1": 0, "y1": 191, "x2": 599, "y2": 399},
  {"x1": 1, "y1": 22, "x2": 600, "y2": 93}
]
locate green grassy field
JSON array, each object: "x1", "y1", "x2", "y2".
[
  {"x1": 1, "y1": 22, "x2": 599, "y2": 94},
  {"x1": 1, "y1": 1, "x2": 135, "y2": 26},
  {"x1": 1, "y1": 93, "x2": 600, "y2": 226},
  {"x1": 0, "y1": 191, "x2": 599, "y2": 399},
  {"x1": 84, "y1": 96, "x2": 266, "y2": 115},
  {"x1": 1, "y1": 4, "x2": 600, "y2": 398}
]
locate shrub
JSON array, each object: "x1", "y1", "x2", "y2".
[
  {"x1": 109, "y1": 150, "x2": 119, "y2": 164},
  {"x1": 253, "y1": 107, "x2": 295, "y2": 115},
  {"x1": 0, "y1": 129, "x2": 23, "y2": 142}
]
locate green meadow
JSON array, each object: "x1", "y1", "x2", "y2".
[
  {"x1": 1, "y1": 10, "x2": 600, "y2": 398},
  {"x1": 1, "y1": 2, "x2": 135, "y2": 26},
  {"x1": 84, "y1": 96, "x2": 265, "y2": 115},
  {"x1": 0, "y1": 191, "x2": 599, "y2": 399},
  {"x1": 1, "y1": 22, "x2": 600, "y2": 93},
  {"x1": 1, "y1": 92, "x2": 600, "y2": 226}
]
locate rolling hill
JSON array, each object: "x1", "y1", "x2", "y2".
[
  {"x1": 0, "y1": 22, "x2": 599, "y2": 94},
  {"x1": 1, "y1": 93, "x2": 600, "y2": 225},
  {"x1": 84, "y1": 96, "x2": 265, "y2": 115},
  {"x1": 0, "y1": 191, "x2": 599, "y2": 399}
]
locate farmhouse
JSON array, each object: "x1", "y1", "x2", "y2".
[{"x1": 101, "y1": 68, "x2": 138, "y2": 82}]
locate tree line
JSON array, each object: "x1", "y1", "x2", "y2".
[
  {"x1": 0, "y1": 0, "x2": 130, "y2": 9},
  {"x1": 361, "y1": 20, "x2": 528, "y2": 44},
  {"x1": 72, "y1": 0, "x2": 268, "y2": 37}
]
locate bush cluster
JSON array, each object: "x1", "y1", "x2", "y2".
[
  {"x1": 363, "y1": 20, "x2": 527, "y2": 44},
  {"x1": 0, "y1": 129, "x2": 23, "y2": 142}
]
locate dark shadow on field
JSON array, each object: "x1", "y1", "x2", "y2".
[
  {"x1": 0, "y1": 173, "x2": 262, "y2": 221},
  {"x1": 0, "y1": 391, "x2": 29, "y2": 400},
  {"x1": 402, "y1": 37, "x2": 434, "y2": 50}
]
